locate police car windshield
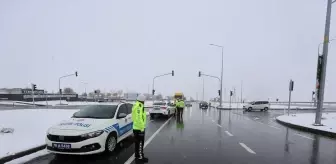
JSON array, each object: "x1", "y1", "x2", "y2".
[{"x1": 73, "y1": 105, "x2": 117, "y2": 119}]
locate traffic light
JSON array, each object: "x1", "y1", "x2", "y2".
[
  {"x1": 276, "y1": 98, "x2": 279, "y2": 102},
  {"x1": 172, "y1": 70, "x2": 174, "y2": 76},
  {"x1": 152, "y1": 89, "x2": 155, "y2": 95},
  {"x1": 289, "y1": 80, "x2": 294, "y2": 91},
  {"x1": 312, "y1": 91, "x2": 315, "y2": 95},
  {"x1": 32, "y1": 84, "x2": 36, "y2": 91},
  {"x1": 198, "y1": 71, "x2": 201, "y2": 77},
  {"x1": 230, "y1": 91, "x2": 233, "y2": 96},
  {"x1": 75, "y1": 71, "x2": 78, "y2": 77},
  {"x1": 218, "y1": 90, "x2": 221, "y2": 96}
]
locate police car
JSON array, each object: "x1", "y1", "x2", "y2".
[
  {"x1": 149, "y1": 101, "x2": 176, "y2": 118},
  {"x1": 46, "y1": 102, "x2": 134, "y2": 155}
]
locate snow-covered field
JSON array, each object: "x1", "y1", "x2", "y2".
[
  {"x1": 276, "y1": 113, "x2": 336, "y2": 134},
  {"x1": 0, "y1": 109, "x2": 78, "y2": 159}
]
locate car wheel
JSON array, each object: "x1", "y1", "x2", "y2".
[
  {"x1": 264, "y1": 107, "x2": 269, "y2": 111},
  {"x1": 248, "y1": 107, "x2": 252, "y2": 112},
  {"x1": 150, "y1": 113, "x2": 155, "y2": 119},
  {"x1": 167, "y1": 111, "x2": 171, "y2": 118},
  {"x1": 105, "y1": 133, "x2": 117, "y2": 153}
]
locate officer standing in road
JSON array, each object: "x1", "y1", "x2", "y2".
[
  {"x1": 132, "y1": 94, "x2": 149, "y2": 163},
  {"x1": 176, "y1": 98, "x2": 185, "y2": 119}
]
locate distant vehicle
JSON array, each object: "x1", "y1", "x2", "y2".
[
  {"x1": 149, "y1": 101, "x2": 176, "y2": 118},
  {"x1": 199, "y1": 101, "x2": 208, "y2": 109},
  {"x1": 46, "y1": 103, "x2": 133, "y2": 155},
  {"x1": 185, "y1": 101, "x2": 192, "y2": 107},
  {"x1": 243, "y1": 101, "x2": 270, "y2": 112}
]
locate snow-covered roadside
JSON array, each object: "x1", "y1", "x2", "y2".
[
  {"x1": 5, "y1": 150, "x2": 48, "y2": 164},
  {"x1": 276, "y1": 113, "x2": 336, "y2": 135},
  {"x1": 0, "y1": 109, "x2": 78, "y2": 159}
]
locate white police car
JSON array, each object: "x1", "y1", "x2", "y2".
[{"x1": 46, "y1": 103, "x2": 134, "y2": 155}]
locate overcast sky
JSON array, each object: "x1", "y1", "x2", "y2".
[{"x1": 1, "y1": 0, "x2": 336, "y2": 101}]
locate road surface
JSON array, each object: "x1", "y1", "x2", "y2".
[{"x1": 24, "y1": 105, "x2": 336, "y2": 164}]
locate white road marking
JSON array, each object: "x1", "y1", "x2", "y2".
[
  {"x1": 268, "y1": 125, "x2": 281, "y2": 130},
  {"x1": 256, "y1": 121, "x2": 281, "y2": 130},
  {"x1": 295, "y1": 134, "x2": 314, "y2": 140},
  {"x1": 239, "y1": 143, "x2": 256, "y2": 154},
  {"x1": 124, "y1": 117, "x2": 173, "y2": 164},
  {"x1": 217, "y1": 124, "x2": 222, "y2": 128},
  {"x1": 225, "y1": 131, "x2": 234, "y2": 136}
]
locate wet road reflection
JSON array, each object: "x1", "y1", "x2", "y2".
[{"x1": 25, "y1": 105, "x2": 336, "y2": 164}]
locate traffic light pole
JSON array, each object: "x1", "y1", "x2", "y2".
[
  {"x1": 152, "y1": 71, "x2": 174, "y2": 103},
  {"x1": 58, "y1": 72, "x2": 78, "y2": 105},
  {"x1": 198, "y1": 72, "x2": 221, "y2": 103},
  {"x1": 31, "y1": 84, "x2": 35, "y2": 106}
]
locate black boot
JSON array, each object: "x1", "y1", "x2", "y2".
[{"x1": 136, "y1": 157, "x2": 149, "y2": 163}]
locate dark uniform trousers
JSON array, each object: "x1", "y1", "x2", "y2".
[{"x1": 133, "y1": 129, "x2": 145, "y2": 159}]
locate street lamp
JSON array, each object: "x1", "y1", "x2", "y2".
[
  {"x1": 81, "y1": 82, "x2": 88, "y2": 102},
  {"x1": 314, "y1": 39, "x2": 335, "y2": 107},
  {"x1": 209, "y1": 44, "x2": 224, "y2": 107},
  {"x1": 314, "y1": 0, "x2": 336, "y2": 125},
  {"x1": 59, "y1": 71, "x2": 78, "y2": 105},
  {"x1": 152, "y1": 70, "x2": 174, "y2": 101}
]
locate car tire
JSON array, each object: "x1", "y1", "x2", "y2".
[
  {"x1": 248, "y1": 107, "x2": 252, "y2": 112},
  {"x1": 264, "y1": 107, "x2": 269, "y2": 111},
  {"x1": 105, "y1": 133, "x2": 117, "y2": 153},
  {"x1": 150, "y1": 113, "x2": 155, "y2": 119}
]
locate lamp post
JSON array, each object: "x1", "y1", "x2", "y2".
[
  {"x1": 209, "y1": 44, "x2": 224, "y2": 107},
  {"x1": 314, "y1": 0, "x2": 335, "y2": 125},
  {"x1": 59, "y1": 71, "x2": 78, "y2": 105}
]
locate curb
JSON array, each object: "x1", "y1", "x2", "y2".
[
  {"x1": 276, "y1": 117, "x2": 336, "y2": 138},
  {"x1": 0, "y1": 145, "x2": 46, "y2": 163}
]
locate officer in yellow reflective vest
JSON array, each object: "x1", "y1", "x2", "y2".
[
  {"x1": 131, "y1": 94, "x2": 148, "y2": 163},
  {"x1": 175, "y1": 98, "x2": 185, "y2": 118}
]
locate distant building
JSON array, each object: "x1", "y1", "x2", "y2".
[
  {"x1": 123, "y1": 92, "x2": 139, "y2": 101},
  {"x1": 0, "y1": 88, "x2": 78, "y2": 101}
]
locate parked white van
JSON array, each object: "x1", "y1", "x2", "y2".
[{"x1": 243, "y1": 101, "x2": 270, "y2": 112}]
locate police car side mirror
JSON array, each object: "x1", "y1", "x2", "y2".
[{"x1": 117, "y1": 113, "x2": 127, "y2": 119}]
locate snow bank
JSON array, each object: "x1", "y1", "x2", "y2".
[
  {"x1": 276, "y1": 113, "x2": 336, "y2": 134},
  {"x1": 0, "y1": 109, "x2": 78, "y2": 159}
]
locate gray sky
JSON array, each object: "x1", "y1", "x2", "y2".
[{"x1": 1, "y1": 0, "x2": 336, "y2": 101}]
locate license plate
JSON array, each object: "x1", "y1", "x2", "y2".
[
  {"x1": 154, "y1": 107, "x2": 160, "y2": 110},
  {"x1": 52, "y1": 143, "x2": 71, "y2": 149}
]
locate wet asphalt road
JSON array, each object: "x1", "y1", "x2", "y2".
[{"x1": 24, "y1": 105, "x2": 336, "y2": 164}]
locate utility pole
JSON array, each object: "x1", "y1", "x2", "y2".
[
  {"x1": 315, "y1": 0, "x2": 334, "y2": 125},
  {"x1": 202, "y1": 78, "x2": 205, "y2": 101},
  {"x1": 241, "y1": 80, "x2": 243, "y2": 103}
]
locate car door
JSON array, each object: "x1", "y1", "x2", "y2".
[
  {"x1": 253, "y1": 101, "x2": 260, "y2": 109},
  {"x1": 116, "y1": 104, "x2": 130, "y2": 137},
  {"x1": 126, "y1": 103, "x2": 133, "y2": 123}
]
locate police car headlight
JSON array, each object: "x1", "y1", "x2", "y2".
[{"x1": 80, "y1": 130, "x2": 104, "y2": 139}]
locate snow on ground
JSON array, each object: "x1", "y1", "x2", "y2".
[
  {"x1": 5, "y1": 150, "x2": 48, "y2": 164},
  {"x1": 276, "y1": 113, "x2": 336, "y2": 134},
  {"x1": 0, "y1": 109, "x2": 78, "y2": 159}
]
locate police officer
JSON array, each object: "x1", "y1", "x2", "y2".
[
  {"x1": 176, "y1": 98, "x2": 185, "y2": 118},
  {"x1": 132, "y1": 94, "x2": 149, "y2": 163}
]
